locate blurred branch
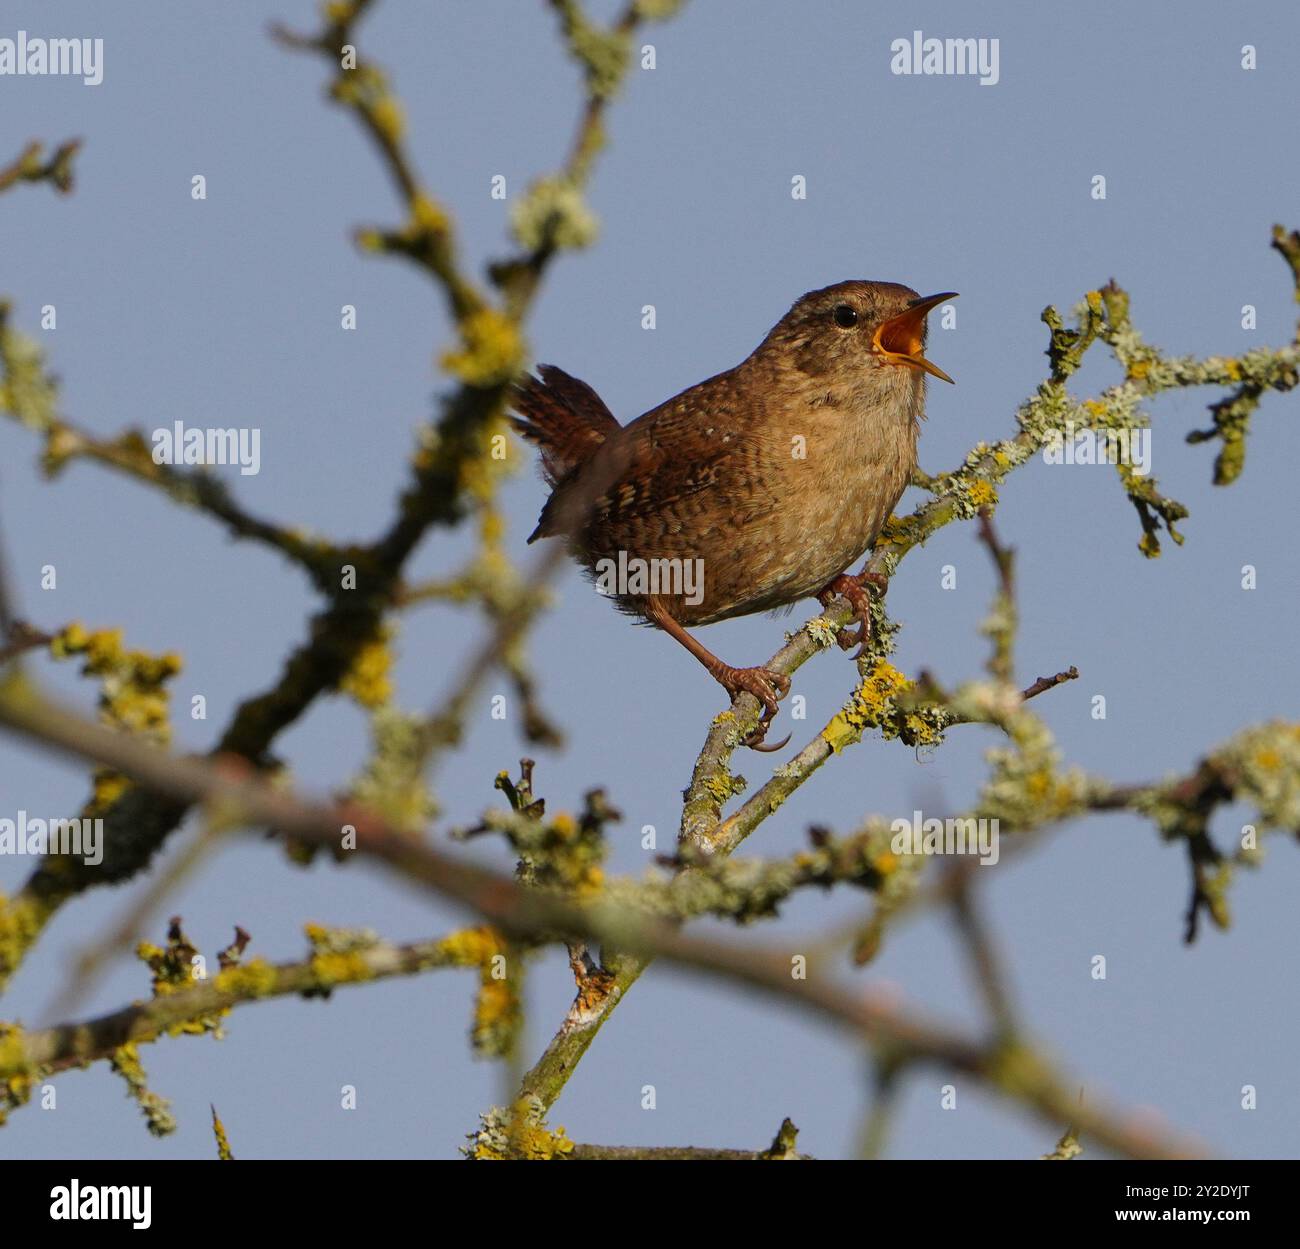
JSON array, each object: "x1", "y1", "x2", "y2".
[
  {"x1": 271, "y1": 0, "x2": 487, "y2": 321},
  {"x1": 0, "y1": 673, "x2": 1215, "y2": 1157},
  {"x1": 0, "y1": 311, "x2": 345, "y2": 585},
  {"x1": 12, "y1": 930, "x2": 479, "y2": 1075},
  {"x1": 0, "y1": 0, "x2": 668, "y2": 985},
  {"x1": 418, "y1": 543, "x2": 568, "y2": 763},
  {"x1": 1, "y1": 12, "x2": 1293, "y2": 1162},
  {"x1": 0, "y1": 622, "x2": 54, "y2": 667},
  {"x1": 0, "y1": 139, "x2": 81, "y2": 196},
  {"x1": 947, "y1": 862, "x2": 1016, "y2": 1040}
]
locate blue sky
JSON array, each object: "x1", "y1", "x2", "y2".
[{"x1": 0, "y1": 1, "x2": 1296, "y2": 1159}]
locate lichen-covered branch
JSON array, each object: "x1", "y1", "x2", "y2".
[
  {"x1": 0, "y1": 0, "x2": 667, "y2": 988},
  {"x1": 516, "y1": 233, "x2": 1300, "y2": 1126},
  {"x1": 2, "y1": 6, "x2": 1295, "y2": 1161},
  {"x1": 0, "y1": 675, "x2": 1218, "y2": 1157},
  {"x1": 20, "y1": 932, "x2": 485, "y2": 1072}
]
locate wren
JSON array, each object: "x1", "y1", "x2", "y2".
[{"x1": 511, "y1": 281, "x2": 956, "y2": 749}]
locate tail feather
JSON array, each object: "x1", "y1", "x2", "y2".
[{"x1": 510, "y1": 364, "x2": 619, "y2": 489}]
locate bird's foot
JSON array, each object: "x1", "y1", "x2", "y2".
[
  {"x1": 816, "y1": 570, "x2": 888, "y2": 659},
  {"x1": 712, "y1": 663, "x2": 792, "y2": 751}
]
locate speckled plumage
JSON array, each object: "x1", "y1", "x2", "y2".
[{"x1": 513, "y1": 280, "x2": 937, "y2": 627}]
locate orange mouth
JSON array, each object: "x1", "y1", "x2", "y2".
[{"x1": 873, "y1": 291, "x2": 958, "y2": 384}]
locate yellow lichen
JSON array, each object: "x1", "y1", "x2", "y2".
[
  {"x1": 211, "y1": 1105, "x2": 235, "y2": 1160},
  {"x1": 0, "y1": 890, "x2": 59, "y2": 989},
  {"x1": 212, "y1": 958, "x2": 278, "y2": 998},
  {"x1": 309, "y1": 951, "x2": 375, "y2": 986},
  {"x1": 440, "y1": 309, "x2": 524, "y2": 387},
  {"x1": 341, "y1": 631, "x2": 395, "y2": 709},
  {"x1": 436, "y1": 926, "x2": 505, "y2": 968},
  {"x1": 469, "y1": 1098, "x2": 575, "y2": 1160},
  {"x1": 369, "y1": 96, "x2": 405, "y2": 144},
  {"x1": 91, "y1": 773, "x2": 130, "y2": 808},
  {"x1": 0, "y1": 1021, "x2": 32, "y2": 1089},
  {"x1": 434, "y1": 927, "x2": 519, "y2": 1057},
  {"x1": 49, "y1": 624, "x2": 181, "y2": 745},
  {"x1": 473, "y1": 977, "x2": 517, "y2": 1047},
  {"x1": 480, "y1": 508, "x2": 507, "y2": 546},
  {"x1": 109, "y1": 1041, "x2": 176, "y2": 1136},
  {"x1": 877, "y1": 514, "x2": 911, "y2": 544},
  {"x1": 705, "y1": 770, "x2": 746, "y2": 803},
  {"x1": 409, "y1": 192, "x2": 450, "y2": 236},
  {"x1": 822, "y1": 662, "x2": 912, "y2": 754},
  {"x1": 903, "y1": 712, "x2": 944, "y2": 746}
]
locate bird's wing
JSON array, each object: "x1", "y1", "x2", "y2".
[{"x1": 529, "y1": 373, "x2": 775, "y2": 545}]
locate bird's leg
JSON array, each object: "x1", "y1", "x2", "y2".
[
  {"x1": 816, "y1": 568, "x2": 889, "y2": 659},
  {"x1": 645, "y1": 597, "x2": 791, "y2": 751}
]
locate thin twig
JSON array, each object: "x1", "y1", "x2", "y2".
[{"x1": 1021, "y1": 667, "x2": 1080, "y2": 700}]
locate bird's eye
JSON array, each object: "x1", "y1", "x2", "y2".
[{"x1": 832, "y1": 304, "x2": 859, "y2": 328}]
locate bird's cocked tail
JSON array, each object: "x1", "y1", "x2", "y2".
[
  {"x1": 510, "y1": 364, "x2": 619, "y2": 490},
  {"x1": 511, "y1": 364, "x2": 623, "y2": 544}
]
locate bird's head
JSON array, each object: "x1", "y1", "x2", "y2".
[{"x1": 757, "y1": 280, "x2": 957, "y2": 388}]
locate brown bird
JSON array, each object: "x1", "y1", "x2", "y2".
[{"x1": 511, "y1": 281, "x2": 955, "y2": 749}]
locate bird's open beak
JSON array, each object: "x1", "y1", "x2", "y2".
[{"x1": 873, "y1": 291, "x2": 958, "y2": 384}]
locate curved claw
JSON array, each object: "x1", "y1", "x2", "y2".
[
  {"x1": 838, "y1": 624, "x2": 869, "y2": 659},
  {"x1": 817, "y1": 570, "x2": 887, "y2": 660},
  {"x1": 747, "y1": 728, "x2": 792, "y2": 752},
  {"x1": 716, "y1": 664, "x2": 792, "y2": 752}
]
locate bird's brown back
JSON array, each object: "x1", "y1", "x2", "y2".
[{"x1": 515, "y1": 280, "x2": 935, "y2": 625}]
